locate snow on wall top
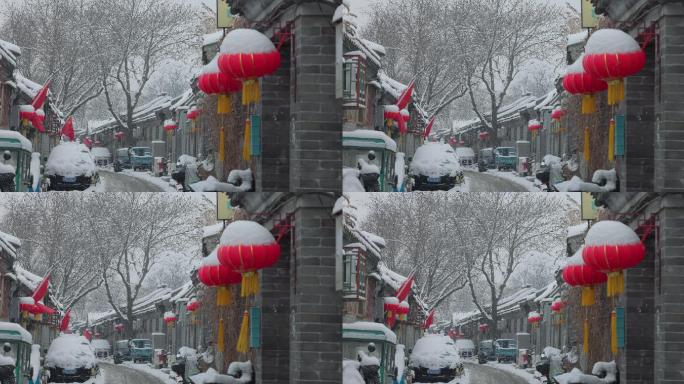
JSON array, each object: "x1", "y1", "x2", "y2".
[
  {"x1": 219, "y1": 221, "x2": 275, "y2": 245},
  {"x1": 585, "y1": 220, "x2": 640, "y2": 246},
  {"x1": 585, "y1": 29, "x2": 640, "y2": 54}
]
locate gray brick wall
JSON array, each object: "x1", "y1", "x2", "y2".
[
  {"x1": 290, "y1": 194, "x2": 341, "y2": 383},
  {"x1": 622, "y1": 42, "x2": 655, "y2": 191},
  {"x1": 289, "y1": 5, "x2": 342, "y2": 193},
  {"x1": 655, "y1": 3, "x2": 684, "y2": 191}
]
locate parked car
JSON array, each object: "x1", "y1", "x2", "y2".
[
  {"x1": 455, "y1": 339, "x2": 476, "y2": 359},
  {"x1": 90, "y1": 339, "x2": 110, "y2": 359},
  {"x1": 129, "y1": 339, "x2": 153, "y2": 363},
  {"x1": 114, "y1": 148, "x2": 131, "y2": 172},
  {"x1": 410, "y1": 143, "x2": 464, "y2": 191},
  {"x1": 45, "y1": 142, "x2": 97, "y2": 191},
  {"x1": 494, "y1": 339, "x2": 517, "y2": 363},
  {"x1": 129, "y1": 147, "x2": 154, "y2": 171},
  {"x1": 409, "y1": 334, "x2": 464, "y2": 383},
  {"x1": 45, "y1": 334, "x2": 98, "y2": 383},
  {"x1": 494, "y1": 147, "x2": 517, "y2": 171},
  {"x1": 478, "y1": 340, "x2": 496, "y2": 363},
  {"x1": 455, "y1": 147, "x2": 476, "y2": 168},
  {"x1": 478, "y1": 148, "x2": 495, "y2": 172},
  {"x1": 114, "y1": 340, "x2": 131, "y2": 363}
]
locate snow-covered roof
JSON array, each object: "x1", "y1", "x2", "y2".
[
  {"x1": 90, "y1": 92, "x2": 178, "y2": 134},
  {"x1": 0, "y1": 230, "x2": 20, "y2": 259},
  {"x1": 0, "y1": 39, "x2": 20, "y2": 68},
  {"x1": 343, "y1": 321, "x2": 397, "y2": 344},
  {"x1": 12, "y1": 265, "x2": 43, "y2": 292}
]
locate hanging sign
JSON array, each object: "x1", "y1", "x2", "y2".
[
  {"x1": 581, "y1": 192, "x2": 598, "y2": 221},
  {"x1": 582, "y1": 0, "x2": 598, "y2": 29},
  {"x1": 216, "y1": 193, "x2": 235, "y2": 221},
  {"x1": 217, "y1": 0, "x2": 235, "y2": 29}
]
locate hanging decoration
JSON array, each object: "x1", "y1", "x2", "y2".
[
  {"x1": 218, "y1": 29, "x2": 281, "y2": 106},
  {"x1": 32, "y1": 109, "x2": 46, "y2": 133},
  {"x1": 528, "y1": 119, "x2": 542, "y2": 141},
  {"x1": 19, "y1": 105, "x2": 35, "y2": 127},
  {"x1": 114, "y1": 323, "x2": 124, "y2": 333},
  {"x1": 32, "y1": 301, "x2": 56, "y2": 321},
  {"x1": 163, "y1": 119, "x2": 178, "y2": 136},
  {"x1": 608, "y1": 119, "x2": 616, "y2": 161},
  {"x1": 551, "y1": 107, "x2": 566, "y2": 121},
  {"x1": 186, "y1": 298, "x2": 200, "y2": 312},
  {"x1": 236, "y1": 310, "x2": 249, "y2": 354},
  {"x1": 562, "y1": 246, "x2": 607, "y2": 306},
  {"x1": 115, "y1": 131, "x2": 125, "y2": 141},
  {"x1": 60, "y1": 309, "x2": 72, "y2": 332},
  {"x1": 198, "y1": 56, "x2": 242, "y2": 114},
  {"x1": 551, "y1": 299, "x2": 565, "y2": 313},
  {"x1": 384, "y1": 297, "x2": 399, "y2": 327},
  {"x1": 478, "y1": 323, "x2": 489, "y2": 333},
  {"x1": 197, "y1": 249, "x2": 242, "y2": 306},
  {"x1": 562, "y1": 54, "x2": 608, "y2": 114},
  {"x1": 61, "y1": 117, "x2": 75, "y2": 141},
  {"x1": 19, "y1": 297, "x2": 35, "y2": 320},
  {"x1": 582, "y1": 220, "x2": 645, "y2": 297},
  {"x1": 186, "y1": 106, "x2": 201, "y2": 121},
  {"x1": 422, "y1": 308, "x2": 435, "y2": 330},
  {"x1": 527, "y1": 311, "x2": 542, "y2": 327},
  {"x1": 583, "y1": 29, "x2": 646, "y2": 105},
  {"x1": 384, "y1": 105, "x2": 400, "y2": 129},
  {"x1": 583, "y1": 127, "x2": 591, "y2": 162},
  {"x1": 396, "y1": 301, "x2": 409, "y2": 322},
  {"x1": 398, "y1": 109, "x2": 410, "y2": 135},
  {"x1": 163, "y1": 311, "x2": 177, "y2": 329},
  {"x1": 217, "y1": 221, "x2": 281, "y2": 298},
  {"x1": 83, "y1": 137, "x2": 93, "y2": 148},
  {"x1": 478, "y1": 131, "x2": 489, "y2": 141}
]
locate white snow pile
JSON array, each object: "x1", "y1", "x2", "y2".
[
  {"x1": 343, "y1": 359, "x2": 365, "y2": 384},
  {"x1": 221, "y1": 29, "x2": 276, "y2": 54},
  {"x1": 585, "y1": 220, "x2": 639, "y2": 246},
  {"x1": 190, "y1": 169, "x2": 253, "y2": 192},
  {"x1": 45, "y1": 334, "x2": 96, "y2": 370},
  {"x1": 90, "y1": 147, "x2": 111, "y2": 159},
  {"x1": 408, "y1": 334, "x2": 461, "y2": 369},
  {"x1": 202, "y1": 55, "x2": 221, "y2": 75},
  {"x1": 567, "y1": 222, "x2": 589, "y2": 239},
  {"x1": 566, "y1": 247, "x2": 585, "y2": 266},
  {"x1": 31, "y1": 344, "x2": 40, "y2": 382},
  {"x1": 220, "y1": 220, "x2": 275, "y2": 246},
  {"x1": 343, "y1": 129, "x2": 397, "y2": 152},
  {"x1": 395, "y1": 344, "x2": 405, "y2": 381},
  {"x1": 177, "y1": 346, "x2": 197, "y2": 358},
  {"x1": 91, "y1": 339, "x2": 110, "y2": 351},
  {"x1": 568, "y1": 30, "x2": 589, "y2": 46},
  {"x1": 357, "y1": 158, "x2": 380, "y2": 175},
  {"x1": 555, "y1": 361, "x2": 617, "y2": 384},
  {"x1": 585, "y1": 29, "x2": 640, "y2": 54},
  {"x1": 203, "y1": 31, "x2": 224, "y2": 47},
  {"x1": 0, "y1": 162, "x2": 14, "y2": 174},
  {"x1": 30, "y1": 152, "x2": 40, "y2": 190},
  {"x1": 0, "y1": 353, "x2": 14, "y2": 366},
  {"x1": 395, "y1": 152, "x2": 406, "y2": 189},
  {"x1": 177, "y1": 154, "x2": 197, "y2": 166},
  {"x1": 46, "y1": 141, "x2": 96, "y2": 177},
  {"x1": 566, "y1": 54, "x2": 587, "y2": 75},
  {"x1": 358, "y1": 350, "x2": 380, "y2": 367},
  {"x1": 343, "y1": 167, "x2": 365, "y2": 192},
  {"x1": 189, "y1": 361, "x2": 253, "y2": 384},
  {"x1": 409, "y1": 142, "x2": 461, "y2": 177},
  {"x1": 0, "y1": 130, "x2": 32, "y2": 152},
  {"x1": 556, "y1": 169, "x2": 617, "y2": 192}
]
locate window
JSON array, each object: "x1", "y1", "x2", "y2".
[
  {"x1": 343, "y1": 54, "x2": 367, "y2": 107},
  {"x1": 343, "y1": 246, "x2": 366, "y2": 298}
]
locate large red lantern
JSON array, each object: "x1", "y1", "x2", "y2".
[
  {"x1": 218, "y1": 29, "x2": 281, "y2": 106},
  {"x1": 198, "y1": 56, "x2": 242, "y2": 114},
  {"x1": 19, "y1": 297, "x2": 35, "y2": 320},
  {"x1": 32, "y1": 109, "x2": 46, "y2": 133},
  {"x1": 527, "y1": 311, "x2": 541, "y2": 327},
  {"x1": 562, "y1": 247, "x2": 607, "y2": 307},
  {"x1": 582, "y1": 220, "x2": 645, "y2": 297},
  {"x1": 163, "y1": 119, "x2": 177, "y2": 136},
  {"x1": 217, "y1": 221, "x2": 281, "y2": 297},
  {"x1": 399, "y1": 109, "x2": 410, "y2": 135},
  {"x1": 384, "y1": 105, "x2": 400, "y2": 128},
  {"x1": 198, "y1": 249, "x2": 242, "y2": 306},
  {"x1": 583, "y1": 29, "x2": 646, "y2": 105},
  {"x1": 19, "y1": 105, "x2": 35, "y2": 127},
  {"x1": 562, "y1": 54, "x2": 608, "y2": 114},
  {"x1": 396, "y1": 301, "x2": 409, "y2": 322}
]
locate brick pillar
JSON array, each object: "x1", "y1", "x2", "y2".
[
  {"x1": 622, "y1": 235, "x2": 655, "y2": 383},
  {"x1": 256, "y1": 232, "x2": 291, "y2": 383},
  {"x1": 623, "y1": 42, "x2": 655, "y2": 191},
  {"x1": 290, "y1": 194, "x2": 341, "y2": 383},
  {"x1": 655, "y1": 194, "x2": 684, "y2": 382},
  {"x1": 655, "y1": 3, "x2": 684, "y2": 191},
  {"x1": 290, "y1": 4, "x2": 342, "y2": 193},
  {"x1": 259, "y1": 45, "x2": 291, "y2": 191}
]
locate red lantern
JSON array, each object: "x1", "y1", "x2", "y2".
[
  {"x1": 163, "y1": 311, "x2": 177, "y2": 328},
  {"x1": 218, "y1": 28, "x2": 281, "y2": 105},
  {"x1": 527, "y1": 311, "x2": 542, "y2": 326},
  {"x1": 384, "y1": 105, "x2": 401, "y2": 128},
  {"x1": 163, "y1": 119, "x2": 177, "y2": 135},
  {"x1": 583, "y1": 29, "x2": 646, "y2": 105},
  {"x1": 528, "y1": 119, "x2": 542, "y2": 132},
  {"x1": 198, "y1": 249, "x2": 242, "y2": 306},
  {"x1": 187, "y1": 106, "x2": 200, "y2": 121},
  {"x1": 396, "y1": 301, "x2": 409, "y2": 322},
  {"x1": 551, "y1": 299, "x2": 565, "y2": 313},
  {"x1": 562, "y1": 247, "x2": 607, "y2": 307},
  {"x1": 217, "y1": 221, "x2": 281, "y2": 297},
  {"x1": 83, "y1": 137, "x2": 92, "y2": 148},
  {"x1": 582, "y1": 220, "x2": 645, "y2": 297},
  {"x1": 384, "y1": 297, "x2": 399, "y2": 318},
  {"x1": 82, "y1": 329, "x2": 92, "y2": 341},
  {"x1": 398, "y1": 109, "x2": 410, "y2": 135},
  {"x1": 198, "y1": 56, "x2": 242, "y2": 114},
  {"x1": 19, "y1": 297, "x2": 35, "y2": 320},
  {"x1": 19, "y1": 105, "x2": 35, "y2": 127},
  {"x1": 449, "y1": 137, "x2": 458, "y2": 146},
  {"x1": 478, "y1": 323, "x2": 489, "y2": 333},
  {"x1": 115, "y1": 131, "x2": 125, "y2": 141},
  {"x1": 186, "y1": 298, "x2": 200, "y2": 312},
  {"x1": 32, "y1": 109, "x2": 46, "y2": 133},
  {"x1": 562, "y1": 54, "x2": 608, "y2": 114},
  {"x1": 115, "y1": 323, "x2": 124, "y2": 333},
  {"x1": 478, "y1": 131, "x2": 489, "y2": 141},
  {"x1": 551, "y1": 107, "x2": 566, "y2": 121}
]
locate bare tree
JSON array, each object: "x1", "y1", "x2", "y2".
[{"x1": 86, "y1": 0, "x2": 200, "y2": 144}]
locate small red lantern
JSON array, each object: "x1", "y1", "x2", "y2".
[
  {"x1": 217, "y1": 221, "x2": 281, "y2": 297},
  {"x1": 478, "y1": 131, "x2": 489, "y2": 141},
  {"x1": 551, "y1": 298, "x2": 565, "y2": 313},
  {"x1": 82, "y1": 329, "x2": 92, "y2": 341},
  {"x1": 527, "y1": 311, "x2": 542, "y2": 327},
  {"x1": 478, "y1": 323, "x2": 489, "y2": 333},
  {"x1": 186, "y1": 106, "x2": 200, "y2": 121},
  {"x1": 19, "y1": 297, "x2": 35, "y2": 320},
  {"x1": 198, "y1": 56, "x2": 242, "y2": 114},
  {"x1": 186, "y1": 298, "x2": 200, "y2": 312},
  {"x1": 163, "y1": 119, "x2": 177, "y2": 135},
  {"x1": 384, "y1": 105, "x2": 401, "y2": 128},
  {"x1": 32, "y1": 108, "x2": 46, "y2": 133},
  {"x1": 562, "y1": 247, "x2": 607, "y2": 306},
  {"x1": 115, "y1": 323, "x2": 124, "y2": 333},
  {"x1": 551, "y1": 106, "x2": 566, "y2": 121},
  {"x1": 449, "y1": 137, "x2": 457, "y2": 146},
  {"x1": 562, "y1": 54, "x2": 608, "y2": 114},
  {"x1": 83, "y1": 137, "x2": 93, "y2": 148},
  {"x1": 384, "y1": 297, "x2": 399, "y2": 319},
  {"x1": 528, "y1": 119, "x2": 542, "y2": 132},
  {"x1": 19, "y1": 105, "x2": 35, "y2": 127},
  {"x1": 198, "y1": 248, "x2": 242, "y2": 306},
  {"x1": 582, "y1": 220, "x2": 645, "y2": 297},
  {"x1": 218, "y1": 28, "x2": 281, "y2": 105},
  {"x1": 583, "y1": 29, "x2": 646, "y2": 105},
  {"x1": 115, "y1": 131, "x2": 125, "y2": 141},
  {"x1": 163, "y1": 311, "x2": 177, "y2": 328}
]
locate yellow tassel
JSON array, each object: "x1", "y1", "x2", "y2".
[
  {"x1": 610, "y1": 311, "x2": 618, "y2": 354},
  {"x1": 242, "y1": 80, "x2": 260, "y2": 105},
  {"x1": 582, "y1": 94, "x2": 597, "y2": 114},
  {"x1": 216, "y1": 286, "x2": 232, "y2": 306},
  {"x1": 607, "y1": 79, "x2": 625, "y2": 106},
  {"x1": 240, "y1": 271, "x2": 259, "y2": 297},
  {"x1": 217, "y1": 318, "x2": 225, "y2": 353},
  {"x1": 217, "y1": 94, "x2": 232, "y2": 115},
  {"x1": 34, "y1": 314, "x2": 42, "y2": 321},
  {"x1": 583, "y1": 319, "x2": 589, "y2": 354},
  {"x1": 219, "y1": 127, "x2": 225, "y2": 162},
  {"x1": 581, "y1": 286, "x2": 595, "y2": 307},
  {"x1": 606, "y1": 271, "x2": 624, "y2": 297},
  {"x1": 243, "y1": 118, "x2": 251, "y2": 161},
  {"x1": 236, "y1": 311, "x2": 249, "y2": 354},
  {"x1": 608, "y1": 119, "x2": 615, "y2": 161},
  {"x1": 584, "y1": 127, "x2": 591, "y2": 162}
]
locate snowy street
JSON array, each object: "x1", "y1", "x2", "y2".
[
  {"x1": 463, "y1": 171, "x2": 531, "y2": 192},
  {"x1": 463, "y1": 362, "x2": 531, "y2": 384},
  {"x1": 95, "y1": 170, "x2": 168, "y2": 192},
  {"x1": 99, "y1": 362, "x2": 169, "y2": 384}
]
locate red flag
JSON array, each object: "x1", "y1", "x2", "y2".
[
  {"x1": 395, "y1": 273, "x2": 414, "y2": 302},
  {"x1": 83, "y1": 328, "x2": 92, "y2": 341},
  {"x1": 422, "y1": 308, "x2": 435, "y2": 330},
  {"x1": 423, "y1": 116, "x2": 436, "y2": 139},
  {"x1": 397, "y1": 80, "x2": 415, "y2": 110},
  {"x1": 31, "y1": 80, "x2": 51, "y2": 110},
  {"x1": 31, "y1": 274, "x2": 50, "y2": 302},
  {"x1": 61, "y1": 117, "x2": 75, "y2": 141},
  {"x1": 34, "y1": 302, "x2": 56, "y2": 315},
  {"x1": 60, "y1": 308, "x2": 71, "y2": 332}
]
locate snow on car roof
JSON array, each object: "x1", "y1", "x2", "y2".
[
  {"x1": 90, "y1": 147, "x2": 111, "y2": 158},
  {"x1": 455, "y1": 339, "x2": 475, "y2": 350},
  {"x1": 455, "y1": 147, "x2": 475, "y2": 158},
  {"x1": 409, "y1": 142, "x2": 461, "y2": 178},
  {"x1": 343, "y1": 130, "x2": 397, "y2": 152},
  {"x1": 0, "y1": 130, "x2": 33, "y2": 152},
  {"x1": 343, "y1": 321, "x2": 397, "y2": 344},
  {"x1": 91, "y1": 339, "x2": 111, "y2": 350},
  {"x1": 409, "y1": 334, "x2": 461, "y2": 369},
  {"x1": 0, "y1": 322, "x2": 32, "y2": 344},
  {"x1": 45, "y1": 334, "x2": 96, "y2": 370},
  {"x1": 46, "y1": 142, "x2": 96, "y2": 178}
]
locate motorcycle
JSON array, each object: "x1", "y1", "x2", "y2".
[
  {"x1": 360, "y1": 173, "x2": 380, "y2": 192},
  {"x1": 535, "y1": 353, "x2": 559, "y2": 384},
  {"x1": 535, "y1": 163, "x2": 559, "y2": 192}
]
